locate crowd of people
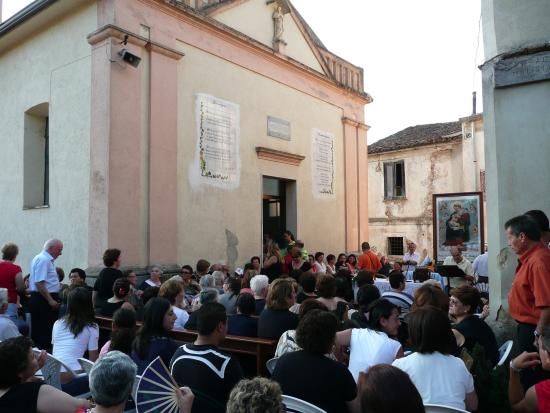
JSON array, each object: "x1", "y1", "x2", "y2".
[{"x1": 1, "y1": 209, "x2": 550, "y2": 412}]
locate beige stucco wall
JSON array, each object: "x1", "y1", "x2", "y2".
[
  {"x1": 175, "y1": 43, "x2": 346, "y2": 266},
  {"x1": 213, "y1": 0, "x2": 324, "y2": 73},
  {"x1": 0, "y1": 3, "x2": 96, "y2": 273}
]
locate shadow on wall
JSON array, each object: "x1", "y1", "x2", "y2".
[{"x1": 225, "y1": 229, "x2": 238, "y2": 270}]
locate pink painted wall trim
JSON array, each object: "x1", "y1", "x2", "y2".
[
  {"x1": 148, "y1": 47, "x2": 180, "y2": 263},
  {"x1": 343, "y1": 121, "x2": 359, "y2": 251}
]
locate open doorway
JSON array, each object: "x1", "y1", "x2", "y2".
[{"x1": 262, "y1": 176, "x2": 296, "y2": 249}]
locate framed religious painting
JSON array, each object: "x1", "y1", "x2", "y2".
[{"x1": 433, "y1": 192, "x2": 484, "y2": 264}]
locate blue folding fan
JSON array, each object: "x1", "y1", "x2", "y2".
[{"x1": 136, "y1": 357, "x2": 179, "y2": 413}]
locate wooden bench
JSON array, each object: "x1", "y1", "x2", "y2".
[{"x1": 95, "y1": 316, "x2": 276, "y2": 376}]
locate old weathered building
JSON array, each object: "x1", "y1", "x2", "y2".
[{"x1": 367, "y1": 114, "x2": 485, "y2": 261}]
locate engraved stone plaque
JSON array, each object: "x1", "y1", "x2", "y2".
[{"x1": 267, "y1": 116, "x2": 291, "y2": 140}]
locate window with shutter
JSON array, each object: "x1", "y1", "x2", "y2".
[{"x1": 383, "y1": 160, "x2": 406, "y2": 199}]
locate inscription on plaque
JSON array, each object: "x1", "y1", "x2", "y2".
[
  {"x1": 267, "y1": 116, "x2": 291, "y2": 140},
  {"x1": 311, "y1": 128, "x2": 335, "y2": 199},
  {"x1": 495, "y1": 51, "x2": 550, "y2": 88}
]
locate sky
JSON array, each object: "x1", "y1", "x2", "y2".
[
  {"x1": 2, "y1": 0, "x2": 484, "y2": 144},
  {"x1": 291, "y1": 0, "x2": 484, "y2": 143},
  {"x1": 1, "y1": 0, "x2": 33, "y2": 21}
]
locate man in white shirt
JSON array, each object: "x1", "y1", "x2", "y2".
[
  {"x1": 403, "y1": 242, "x2": 421, "y2": 273},
  {"x1": 442, "y1": 246, "x2": 474, "y2": 288},
  {"x1": 0, "y1": 288, "x2": 20, "y2": 341},
  {"x1": 472, "y1": 244, "x2": 489, "y2": 283},
  {"x1": 29, "y1": 239, "x2": 63, "y2": 351}
]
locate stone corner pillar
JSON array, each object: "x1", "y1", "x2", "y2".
[{"x1": 342, "y1": 117, "x2": 370, "y2": 252}]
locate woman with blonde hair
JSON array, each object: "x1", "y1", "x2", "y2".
[
  {"x1": 258, "y1": 279, "x2": 298, "y2": 340},
  {"x1": 159, "y1": 279, "x2": 189, "y2": 329},
  {"x1": 263, "y1": 242, "x2": 283, "y2": 283},
  {"x1": 227, "y1": 377, "x2": 283, "y2": 413}
]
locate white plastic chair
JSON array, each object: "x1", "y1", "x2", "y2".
[
  {"x1": 282, "y1": 395, "x2": 327, "y2": 413},
  {"x1": 424, "y1": 404, "x2": 469, "y2": 413},
  {"x1": 33, "y1": 350, "x2": 88, "y2": 397},
  {"x1": 266, "y1": 357, "x2": 278, "y2": 374},
  {"x1": 496, "y1": 340, "x2": 513, "y2": 368},
  {"x1": 132, "y1": 375, "x2": 141, "y2": 402},
  {"x1": 77, "y1": 358, "x2": 95, "y2": 376}
]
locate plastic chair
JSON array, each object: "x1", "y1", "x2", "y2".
[
  {"x1": 266, "y1": 357, "x2": 278, "y2": 374},
  {"x1": 131, "y1": 375, "x2": 141, "y2": 402},
  {"x1": 496, "y1": 340, "x2": 513, "y2": 368},
  {"x1": 282, "y1": 395, "x2": 327, "y2": 413},
  {"x1": 33, "y1": 350, "x2": 88, "y2": 394},
  {"x1": 77, "y1": 358, "x2": 95, "y2": 376},
  {"x1": 424, "y1": 404, "x2": 469, "y2": 413}
]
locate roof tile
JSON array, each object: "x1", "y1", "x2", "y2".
[{"x1": 368, "y1": 121, "x2": 462, "y2": 154}]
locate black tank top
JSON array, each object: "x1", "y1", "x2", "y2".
[{"x1": 0, "y1": 381, "x2": 43, "y2": 413}]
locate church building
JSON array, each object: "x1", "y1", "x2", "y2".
[{"x1": 0, "y1": 0, "x2": 370, "y2": 273}]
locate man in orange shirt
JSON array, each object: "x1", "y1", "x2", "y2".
[
  {"x1": 357, "y1": 242, "x2": 381, "y2": 273},
  {"x1": 506, "y1": 214, "x2": 550, "y2": 389}
]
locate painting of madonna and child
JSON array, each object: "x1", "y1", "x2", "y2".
[{"x1": 433, "y1": 192, "x2": 484, "y2": 264}]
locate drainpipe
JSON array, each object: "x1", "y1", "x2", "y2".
[
  {"x1": 471, "y1": 121, "x2": 477, "y2": 191},
  {"x1": 471, "y1": 92, "x2": 478, "y2": 191}
]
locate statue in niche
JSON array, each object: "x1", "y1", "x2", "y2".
[{"x1": 273, "y1": 6, "x2": 285, "y2": 43}]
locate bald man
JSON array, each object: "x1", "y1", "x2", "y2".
[
  {"x1": 29, "y1": 239, "x2": 63, "y2": 350},
  {"x1": 442, "y1": 246, "x2": 474, "y2": 288}
]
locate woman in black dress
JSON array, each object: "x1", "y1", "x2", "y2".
[
  {"x1": 449, "y1": 286, "x2": 498, "y2": 366},
  {"x1": 0, "y1": 336, "x2": 90, "y2": 413},
  {"x1": 262, "y1": 242, "x2": 284, "y2": 282}
]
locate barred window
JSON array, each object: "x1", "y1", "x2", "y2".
[{"x1": 387, "y1": 237, "x2": 404, "y2": 256}]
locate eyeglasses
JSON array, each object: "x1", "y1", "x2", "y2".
[{"x1": 182, "y1": 271, "x2": 192, "y2": 275}]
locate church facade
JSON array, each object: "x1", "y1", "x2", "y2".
[{"x1": 0, "y1": 0, "x2": 370, "y2": 273}]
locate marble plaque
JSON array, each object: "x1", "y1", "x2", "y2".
[
  {"x1": 311, "y1": 128, "x2": 335, "y2": 199},
  {"x1": 267, "y1": 116, "x2": 291, "y2": 140},
  {"x1": 194, "y1": 93, "x2": 240, "y2": 189}
]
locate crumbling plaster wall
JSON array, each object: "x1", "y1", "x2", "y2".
[{"x1": 368, "y1": 144, "x2": 458, "y2": 260}]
